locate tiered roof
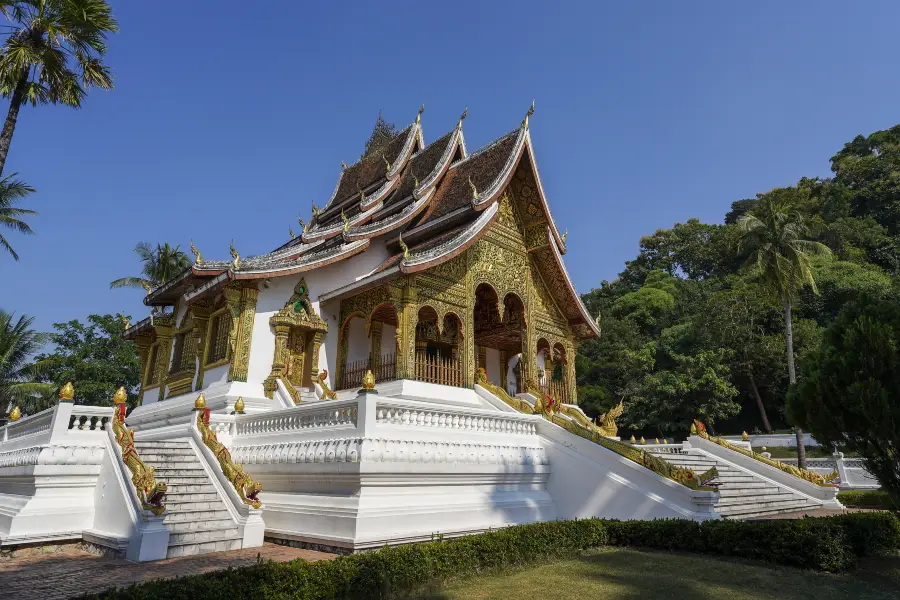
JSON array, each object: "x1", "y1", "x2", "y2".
[{"x1": 140, "y1": 106, "x2": 598, "y2": 340}]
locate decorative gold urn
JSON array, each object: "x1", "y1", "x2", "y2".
[
  {"x1": 194, "y1": 393, "x2": 207, "y2": 410},
  {"x1": 234, "y1": 396, "x2": 245, "y2": 414},
  {"x1": 359, "y1": 369, "x2": 377, "y2": 394},
  {"x1": 8, "y1": 406, "x2": 21, "y2": 421},
  {"x1": 59, "y1": 382, "x2": 74, "y2": 402}
]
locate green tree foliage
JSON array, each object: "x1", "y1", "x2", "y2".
[
  {"x1": 0, "y1": 309, "x2": 53, "y2": 414},
  {"x1": 361, "y1": 112, "x2": 398, "y2": 159},
  {"x1": 788, "y1": 296, "x2": 900, "y2": 503},
  {"x1": 578, "y1": 122, "x2": 900, "y2": 440},
  {"x1": 0, "y1": 0, "x2": 118, "y2": 176},
  {"x1": 110, "y1": 241, "x2": 190, "y2": 292},
  {"x1": 0, "y1": 172, "x2": 33, "y2": 259},
  {"x1": 31, "y1": 313, "x2": 139, "y2": 408}
]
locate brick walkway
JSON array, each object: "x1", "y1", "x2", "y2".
[{"x1": 0, "y1": 542, "x2": 335, "y2": 600}]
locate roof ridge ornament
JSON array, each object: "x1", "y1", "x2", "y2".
[
  {"x1": 457, "y1": 106, "x2": 467, "y2": 129},
  {"x1": 230, "y1": 240, "x2": 241, "y2": 268},
  {"x1": 298, "y1": 216, "x2": 307, "y2": 233},
  {"x1": 398, "y1": 231, "x2": 410, "y2": 260},
  {"x1": 141, "y1": 281, "x2": 152, "y2": 296},
  {"x1": 341, "y1": 161, "x2": 348, "y2": 170},
  {"x1": 469, "y1": 176, "x2": 479, "y2": 201},
  {"x1": 522, "y1": 99, "x2": 535, "y2": 129},
  {"x1": 189, "y1": 240, "x2": 203, "y2": 265},
  {"x1": 357, "y1": 182, "x2": 367, "y2": 204},
  {"x1": 416, "y1": 104, "x2": 424, "y2": 124},
  {"x1": 341, "y1": 209, "x2": 350, "y2": 232},
  {"x1": 561, "y1": 229, "x2": 568, "y2": 244},
  {"x1": 289, "y1": 227, "x2": 296, "y2": 239},
  {"x1": 312, "y1": 203, "x2": 321, "y2": 217},
  {"x1": 382, "y1": 152, "x2": 391, "y2": 173}
]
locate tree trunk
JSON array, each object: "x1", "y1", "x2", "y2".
[
  {"x1": 747, "y1": 370, "x2": 772, "y2": 434},
  {"x1": 783, "y1": 297, "x2": 807, "y2": 469},
  {"x1": 0, "y1": 72, "x2": 29, "y2": 178}
]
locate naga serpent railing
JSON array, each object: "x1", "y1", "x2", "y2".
[
  {"x1": 111, "y1": 387, "x2": 167, "y2": 516},
  {"x1": 195, "y1": 400, "x2": 262, "y2": 509}
]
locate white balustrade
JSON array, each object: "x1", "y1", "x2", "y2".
[
  {"x1": 374, "y1": 402, "x2": 537, "y2": 436},
  {"x1": 5, "y1": 408, "x2": 54, "y2": 441},
  {"x1": 235, "y1": 402, "x2": 358, "y2": 436}
]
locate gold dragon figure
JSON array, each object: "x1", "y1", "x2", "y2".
[
  {"x1": 197, "y1": 411, "x2": 262, "y2": 509},
  {"x1": 316, "y1": 369, "x2": 338, "y2": 400},
  {"x1": 595, "y1": 401, "x2": 625, "y2": 437},
  {"x1": 112, "y1": 407, "x2": 167, "y2": 516}
]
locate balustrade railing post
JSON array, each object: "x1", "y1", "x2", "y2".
[{"x1": 48, "y1": 402, "x2": 74, "y2": 442}]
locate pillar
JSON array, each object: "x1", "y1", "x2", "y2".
[
  {"x1": 263, "y1": 324, "x2": 291, "y2": 398},
  {"x1": 499, "y1": 349, "x2": 508, "y2": 390},
  {"x1": 310, "y1": 331, "x2": 324, "y2": 379},
  {"x1": 152, "y1": 315, "x2": 176, "y2": 401},
  {"x1": 190, "y1": 301, "x2": 213, "y2": 391},
  {"x1": 134, "y1": 333, "x2": 153, "y2": 397},
  {"x1": 393, "y1": 277, "x2": 418, "y2": 380},
  {"x1": 370, "y1": 321, "x2": 383, "y2": 375},
  {"x1": 226, "y1": 283, "x2": 259, "y2": 382}
]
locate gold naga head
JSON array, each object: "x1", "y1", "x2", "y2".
[
  {"x1": 194, "y1": 393, "x2": 207, "y2": 410},
  {"x1": 190, "y1": 239, "x2": 203, "y2": 265},
  {"x1": 229, "y1": 240, "x2": 241, "y2": 268},
  {"x1": 469, "y1": 176, "x2": 478, "y2": 201},
  {"x1": 341, "y1": 209, "x2": 350, "y2": 232},
  {"x1": 298, "y1": 216, "x2": 307, "y2": 233},
  {"x1": 59, "y1": 382, "x2": 75, "y2": 402},
  {"x1": 113, "y1": 386, "x2": 127, "y2": 404},
  {"x1": 416, "y1": 103, "x2": 424, "y2": 124},
  {"x1": 522, "y1": 99, "x2": 535, "y2": 129},
  {"x1": 382, "y1": 152, "x2": 391, "y2": 173},
  {"x1": 398, "y1": 231, "x2": 409, "y2": 260},
  {"x1": 9, "y1": 406, "x2": 21, "y2": 421}
]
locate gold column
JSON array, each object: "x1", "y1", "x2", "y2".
[
  {"x1": 310, "y1": 331, "x2": 324, "y2": 379},
  {"x1": 190, "y1": 301, "x2": 213, "y2": 391},
  {"x1": 152, "y1": 315, "x2": 176, "y2": 401},
  {"x1": 393, "y1": 276, "x2": 418, "y2": 380},
  {"x1": 566, "y1": 340, "x2": 577, "y2": 403},
  {"x1": 263, "y1": 324, "x2": 291, "y2": 398},
  {"x1": 370, "y1": 321, "x2": 383, "y2": 374},
  {"x1": 226, "y1": 283, "x2": 259, "y2": 382},
  {"x1": 134, "y1": 333, "x2": 153, "y2": 397}
]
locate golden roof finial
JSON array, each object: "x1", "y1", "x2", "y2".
[
  {"x1": 457, "y1": 106, "x2": 468, "y2": 128},
  {"x1": 194, "y1": 393, "x2": 206, "y2": 410},
  {"x1": 522, "y1": 99, "x2": 535, "y2": 129},
  {"x1": 413, "y1": 172, "x2": 420, "y2": 190},
  {"x1": 341, "y1": 161, "x2": 348, "y2": 170},
  {"x1": 190, "y1": 239, "x2": 203, "y2": 265},
  {"x1": 357, "y1": 182, "x2": 367, "y2": 204},
  {"x1": 229, "y1": 240, "x2": 241, "y2": 268},
  {"x1": 9, "y1": 406, "x2": 21, "y2": 421},
  {"x1": 742, "y1": 431, "x2": 750, "y2": 442},
  {"x1": 289, "y1": 227, "x2": 296, "y2": 239},
  {"x1": 59, "y1": 382, "x2": 74, "y2": 402},
  {"x1": 140, "y1": 281, "x2": 153, "y2": 296},
  {"x1": 416, "y1": 104, "x2": 424, "y2": 124},
  {"x1": 120, "y1": 314, "x2": 131, "y2": 330},
  {"x1": 113, "y1": 386, "x2": 127, "y2": 404},
  {"x1": 468, "y1": 176, "x2": 478, "y2": 200},
  {"x1": 382, "y1": 152, "x2": 391, "y2": 173},
  {"x1": 234, "y1": 396, "x2": 245, "y2": 414},
  {"x1": 561, "y1": 229, "x2": 568, "y2": 245},
  {"x1": 341, "y1": 209, "x2": 350, "y2": 232},
  {"x1": 361, "y1": 369, "x2": 376, "y2": 392},
  {"x1": 398, "y1": 231, "x2": 409, "y2": 260},
  {"x1": 629, "y1": 435, "x2": 636, "y2": 444},
  {"x1": 639, "y1": 436, "x2": 646, "y2": 445},
  {"x1": 298, "y1": 217, "x2": 307, "y2": 233},
  {"x1": 312, "y1": 203, "x2": 321, "y2": 217}
]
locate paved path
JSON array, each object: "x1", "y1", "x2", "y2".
[{"x1": 0, "y1": 543, "x2": 335, "y2": 600}]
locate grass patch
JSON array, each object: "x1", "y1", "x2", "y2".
[{"x1": 420, "y1": 547, "x2": 900, "y2": 600}]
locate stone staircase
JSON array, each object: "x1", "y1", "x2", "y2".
[
  {"x1": 652, "y1": 449, "x2": 822, "y2": 519},
  {"x1": 133, "y1": 439, "x2": 243, "y2": 558}
]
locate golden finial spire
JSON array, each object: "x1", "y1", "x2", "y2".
[
  {"x1": 298, "y1": 217, "x2": 307, "y2": 233},
  {"x1": 398, "y1": 231, "x2": 409, "y2": 260},
  {"x1": 120, "y1": 314, "x2": 131, "y2": 330},
  {"x1": 341, "y1": 161, "x2": 348, "y2": 170},
  {"x1": 357, "y1": 182, "x2": 367, "y2": 204},
  {"x1": 639, "y1": 436, "x2": 646, "y2": 445},
  {"x1": 341, "y1": 209, "x2": 350, "y2": 232},
  {"x1": 312, "y1": 203, "x2": 320, "y2": 217},
  {"x1": 413, "y1": 173, "x2": 419, "y2": 190},
  {"x1": 229, "y1": 240, "x2": 241, "y2": 268},
  {"x1": 289, "y1": 227, "x2": 296, "y2": 239},
  {"x1": 9, "y1": 406, "x2": 21, "y2": 421},
  {"x1": 561, "y1": 229, "x2": 568, "y2": 245},
  {"x1": 416, "y1": 104, "x2": 424, "y2": 124},
  {"x1": 630, "y1": 435, "x2": 636, "y2": 444},
  {"x1": 234, "y1": 396, "x2": 245, "y2": 414},
  {"x1": 469, "y1": 176, "x2": 478, "y2": 200},
  {"x1": 140, "y1": 281, "x2": 153, "y2": 296},
  {"x1": 457, "y1": 106, "x2": 467, "y2": 128},
  {"x1": 194, "y1": 393, "x2": 206, "y2": 410},
  {"x1": 360, "y1": 369, "x2": 377, "y2": 394},
  {"x1": 522, "y1": 99, "x2": 535, "y2": 129},
  {"x1": 742, "y1": 431, "x2": 750, "y2": 441},
  {"x1": 190, "y1": 239, "x2": 203, "y2": 265},
  {"x1": 382, "y1": 153, "x2": 391, "y2": 173},
  {"x1": 113, "y1": 386, "x2": 127, "y2": 404},
  {"x1": 59, "y1": 382, "x2": 74, "y2": 402}
]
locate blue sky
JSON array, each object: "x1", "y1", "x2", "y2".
[{"x1": 3, "y1": 1, "x2": 900, "y2": 332}]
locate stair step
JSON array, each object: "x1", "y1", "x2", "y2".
[
  {"x1": 165, "y1": 483, "x2": 218, "y2": 494},
  {"x1": 166, "y1": 491, "x2": 221, "y2": 502},
  {"x1": 716, "y1": 492, "x2": 801, "y2": 505},
  {"x1": 717, "y1": 498, "x2": 816, "y2": 515},
  {"x1": 166, "y1": 538, "x2": 242, "y2": 558},
  {"x1": 167, "y1": 519, "x2": 235, "y2": 533},
  {"x1": 717, "y1": 486, "x2": 785, "y2": 497},
  {"x1": 169, "y1": 527, "x2": 241, "y2": 545},
  {"x1": 720, "y1": 501, "x2": 818, "y2": 519},
  {"x1": 134, "y1": 440, "x2": 192, "y2": 449},
  {"x1": 164, "y1": 500, "x2": 229, "y2": 511},
  {"x1": 153, "y1": 467, "x2": 208, "y2": 477},
  {"x1": 140, "y1": 453, "x2": 201, "y2": 463},
  {"x1": 158, "y1": 475, "x2": 215, "y2": 485},
  {"x1": 164, "y1": 508, "x2": 232, "y2": 523}
]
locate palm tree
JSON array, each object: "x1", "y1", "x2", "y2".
[
  {"x1": 737, "y1": 188, "x2": 831, "y2": 469},
  {"x1": 0, "y1": 0, "x2": 118, "y2": 176},
  {"x1": 0, "y1": 172, "x2": 33, "y2": 259},
  {"x1": 110, "y1": 242, "x2": 190, "y2": 292},
  {"x1": 0, "y1": 310, "x2": 54, "y2": 415}
]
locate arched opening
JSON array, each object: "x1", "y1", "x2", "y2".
[
  {"x1": 338, "y1": 303, "x2": 399, "y2": 390},
  {"x1": 474, "y1": 285, "x2": 526, "y2": 389},
  {"x1": 414, "y1": 306, "x2": 463, "y2": 386},
  {"x1": 534, "y1": 339, "x2": 570, "y2": 404}
]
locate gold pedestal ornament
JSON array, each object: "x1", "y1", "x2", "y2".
[
  {"x1": 59, "y1": 382, "x2": 74, "y2": 402},
  {"x1": 359, "y1": 369, "x2": 377, "y2": 394},
  {"x1": 741, "y1": 431, "x2": 750, "y2": 442},
  {"x1": 8, "y1": 406, "x2": 21, "y2": 421},
  {"x1": 234, "y1": 396, "x2": 245, "y2": 414},
  {"x1": 194, "y1": 393, "x2": 207, "y2": 410}
]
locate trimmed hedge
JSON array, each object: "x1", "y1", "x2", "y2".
[
  {"x1": 838, "y1": 490, "x2": 894, "y2": 509},
  {"x1": 87, "y1": 513, "x2": 900, "y2": 600}
]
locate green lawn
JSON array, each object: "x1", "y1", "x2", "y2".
[{"x1": 416, "y1": 548, "x2": 900, "y2": 600}]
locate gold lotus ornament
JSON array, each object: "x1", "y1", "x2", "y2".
[
  {"x1": 234, "y1": 396, "x2": 245, "y2": 414},
  {"x1": 9, "y1": 406, "x2": 21, "y2": 421},
  {"x1": 629, "y1": 435, "x2": 636, "y2": 444},
  {"x1": 359, "y1": 369, "x2": 377, "y2": 394},
  {"x1": 59, "y1": 382, "x2": 74, "y2": 402},
  {"x1": 194, "y1": 393, "x2": 207, "y2": 410},
  {"x1": 741, "y1": 431, "x2": 750, "y2": 442}
]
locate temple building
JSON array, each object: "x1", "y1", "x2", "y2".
[
  {"x1": 124, "y1": 104, "x2": 598, "y2": 410},
  {"x1": 0, "y1": 106, "x2": 841, "y2": 562}
]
